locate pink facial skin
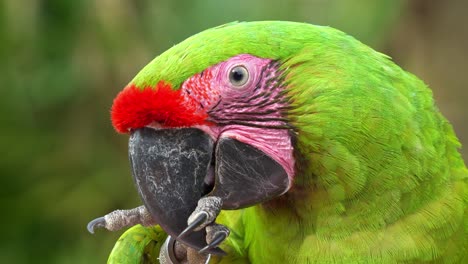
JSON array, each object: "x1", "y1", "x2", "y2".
[{"x1": 181, "y1": 54, "x2": 295, "y2": 186}]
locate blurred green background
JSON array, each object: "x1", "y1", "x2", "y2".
[{"x1": 1, "y1": 0, "x2": 466, "y2": 263}]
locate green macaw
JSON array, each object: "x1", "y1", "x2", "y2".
[{"x1": 88, "y1": 21, "x2": 467, "y2": 263}]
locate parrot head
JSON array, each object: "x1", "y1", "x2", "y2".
[{"x1": 111, "y1": 22, "x2": 307, "y2": 253}]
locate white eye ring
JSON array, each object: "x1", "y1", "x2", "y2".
[{"x1": 228, "y1": 65, "x2": 249, "y2": 87}]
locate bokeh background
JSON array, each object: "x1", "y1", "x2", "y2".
[{"x1": 1, "y1": 0, "x2": 466, "y2": 263}]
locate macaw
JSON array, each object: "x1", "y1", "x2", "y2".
[{"x1": 87, "y1": 21, "x2": 467, "y2": 263}]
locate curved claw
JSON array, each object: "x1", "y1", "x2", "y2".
[
  {"x1": 198, "y1": 232, "x2": 227, "y2": 254},
  {"x1": 87, "y1": 216, "x2": 106, "y2": 234},
  {"x1": 178, "y1": 212, "x2": 208, "y2": 239}
]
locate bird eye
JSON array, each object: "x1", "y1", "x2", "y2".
[{"x1": 228, "y1": 65, "x2": 249, "y2": 87}]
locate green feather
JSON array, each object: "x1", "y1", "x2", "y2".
[
  {"x1": 118, "y1": 21, "x2": 467, "y2": 263},
  {"x1": 131, "y1": 21, "x2": 340, "y2": 89},
  {"x1": 279, "y1": 24, "x2": 467, "y2": 262},
  {"x1": 108, "y1": 225, "x2": 167, "y2": 264}
]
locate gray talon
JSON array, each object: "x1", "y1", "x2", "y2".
[
  {"x1": 206, "y1": 224, "x2": 230, "y2": 245},
  {"x1": 199, "y1": 223, "x2": 230, "y2": 253},
  {"x1": 198, "y1": 234, "x2": 226, "y2": 254},
  {"x1": 186, "y1": 196, "x2": 222, "y2": 232},
  {"x1": 87, "y1": 216, "x2": 106, "y2": 234},
  {"x1": 178, "y1": 212, "x2": 208, "y2": 238}
]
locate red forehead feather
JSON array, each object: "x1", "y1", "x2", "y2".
[{"x1": 111, "y1": 82, "x2": 207, "y2": 133}]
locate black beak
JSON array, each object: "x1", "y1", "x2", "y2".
[
  {"x1": 129, "y1": 127, "x2": 289, "y2": 254},
  {"x1": 129, "y1": 127, "x2": 221, "y2": 254}
]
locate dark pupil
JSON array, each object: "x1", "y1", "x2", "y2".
[{"x1": 231, "y1": 68, "x2": 244, "y2": 82}]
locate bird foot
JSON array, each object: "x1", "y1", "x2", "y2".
[{"x1": 87, "y1": 205, "x2": 155, "y2": 233}]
